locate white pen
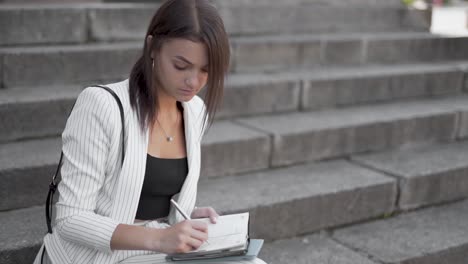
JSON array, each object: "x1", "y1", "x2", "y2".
[
  {"x1": 170, "y1": 199, "x2": 191, "y2": 220},
  {"x1": 170, "y1": 199, "x2": 210, "y2": 245}
]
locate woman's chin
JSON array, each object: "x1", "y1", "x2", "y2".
[{"x1": 176, "y1": 94, "x2": 195, "y2": 102}]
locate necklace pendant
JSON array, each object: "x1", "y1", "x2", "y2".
[{"x1": 167, "y1": 136, "x2": 174, "y2": 142}]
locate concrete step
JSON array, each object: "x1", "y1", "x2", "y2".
[
  {"x1": 332, "y1": 199, "x2": 468, "y2": 264},
  {"x1": 230, "y1": 32, "x2": 468, "y2": 73},
  {"x1": 198, "y1": 160, "x2": 397, "y2": 240},
  {"x1": 206, "y1": 104, "x2": 468, "y2": 182},
  {"x1": 260, "y1": 199, "x2": 468, "y2": 264},
  {"x1": 0, "y1": 159, "x2": 397, "y2": 263},
  {"x1": 293, "y1": 62, "x2": 467, "y2": 112},
  {"x1": 351, "y1": 141, "x2": 468, "y2": 211},
  {"x1": 2, "y1": 32, "x2": 467, "y2": 88},
  {"x1": 0, "y1": 42, "x2": 139, "y2": 88},
  {"x1": 0, "y1": 84, "x2": 84, "y2": 143},
  {"x1": 222, "y1": 61, "x2": 466, "y2": 118},
  {"x1": 2, "y1": 190, "x2": 464, "y2": 263},
  {"x1": 5, "y1": 96, "x2": 468, "y2": 211},
  {"x1": 0, "y1": 0, "x2": 403, "y2": 6},
  {"x1": 0, "y1": 2, "x2": 425, "y2": 46},
  {"x1": 2, "y1": 166, "x2": 467, "y2": 264},
  {"x1": 0, "y1": 206, "x2": 45, "y2": 264},
  {"x1": 235, "y1": 95, "x2": 468, "y2": 167},
  {"x1": 215, "y1": 3, "x2": 427, "y2": 36},
  {"x1": 200, "y1": 120, "x2": 271, "y2": 179},
  {"x1": 0, "y1": 118, "x2": 272, "y2": 210},
  {"x1": 218, "y1": 0, "x2": 403, "y2": 6},
  {"x1": 1, "y1": 61, "x2": 466, "y2": 143},
  {"x1": 260, "y1": 233, "x2": 380, "y2": 264},
  {"x1": 0, "y1": 138, "x2": 61, "y2": 211}
]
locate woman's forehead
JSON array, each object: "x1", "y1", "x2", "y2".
[{"x1": 162, "y1": 38, "x2": 208, "y2": 66}]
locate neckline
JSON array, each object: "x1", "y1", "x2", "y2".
[{"x1": 147, "y1": 153, "x2": 187, "y2": 161}]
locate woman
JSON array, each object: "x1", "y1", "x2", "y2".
[{"x1": 33, "y1": 0, "x2": 267, "y2": 263}]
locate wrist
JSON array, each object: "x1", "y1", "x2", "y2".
[
  {"x1": 190, "y1": 207, "x2": 198, "y2": 218},
  {"x1": 144, "y1": 227, "x2": 163, "y2": 251}
]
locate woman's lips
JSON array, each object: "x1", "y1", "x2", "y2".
[{"x1": 179, "y1": 88, "x2": 194, "y2": 96}]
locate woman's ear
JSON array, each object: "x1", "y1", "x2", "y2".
[{"x1": 146, "y1": 35, "x2": 154, "y2": 59}]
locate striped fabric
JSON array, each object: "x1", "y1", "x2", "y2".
[{"x1": 33, "y1": 80, "x2": 267, "y2": 264}]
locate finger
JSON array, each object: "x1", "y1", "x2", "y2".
[
  {"x1": 208, "y1": 208, "x2": 219, "y2": 223},
  {"x1": 190, "y1": 220, "x2": 208, "y2": 232},
  {"x1": 190, "y1": 208, "x2": 200, "y2": 219},
  {"x1": 178, "y1": 243, "x2": 195, "y2": 254},
  {"x1": 191, "y1": 207, "x2": 207, "y2": 219},
  {"x1": 187, "y1": 236, "x2": 205, "y2": 250},
  {"x1": 209, "y1": 214, "x2": 218, "y2": 223},
  {"x1": 190, "y1": 228, "x2": 209, "y2": 242}
]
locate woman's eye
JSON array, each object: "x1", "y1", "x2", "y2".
[{"x1": 174, "y1": 65, "x2": 187, "y2": 71}]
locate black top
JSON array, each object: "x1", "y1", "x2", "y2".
[{"x1": 135, "y1": 154, "x2": 188, "y2": 220}]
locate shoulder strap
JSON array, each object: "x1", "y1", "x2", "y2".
[
  {"x1": 93, "y1": 85, "x2": 126, "y2": 163},
  {"x1": 45, "y1": 85, "x2": 125, "y2": 234}
]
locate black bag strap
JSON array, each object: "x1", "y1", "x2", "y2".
[{"x1": 45, "y1": 85, "x2": 126, "y2": 234}]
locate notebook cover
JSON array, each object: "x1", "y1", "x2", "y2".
[{"x1": 167, "y1": 239, "x2": 264, "y2": 262}]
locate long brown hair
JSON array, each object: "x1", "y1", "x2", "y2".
[{"x1": 129, "y1": 0, "x2": 230, "y2": 132}]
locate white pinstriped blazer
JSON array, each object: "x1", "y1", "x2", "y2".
[{"x1": 34, "y1": 79, "x2": 207, "y2": 264}]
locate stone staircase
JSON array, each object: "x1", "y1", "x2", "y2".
[{"x1": 1, "y1": 0, "x2": 468, "y2": 263}]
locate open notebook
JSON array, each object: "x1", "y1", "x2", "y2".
[{"x1": 167, "y1": 212, "x2": 250, "y2": 261}]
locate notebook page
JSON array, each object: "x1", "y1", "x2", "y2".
[{"x1": 191, "y1": 212, "x2": 249, "y2": 252}]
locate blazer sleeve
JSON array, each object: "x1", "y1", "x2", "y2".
[
  {"x1": 54, "y1": 87, "x2": 121, "y2": 254},
  {"x1": 192, "y1": 95, "x2": 209, "y2": 139}
]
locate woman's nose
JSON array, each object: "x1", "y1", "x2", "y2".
[{"x1": 185, "y1": 72, "x2": 201, "y2": 88}]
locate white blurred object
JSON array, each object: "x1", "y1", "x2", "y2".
[
  {"x1": 431, "y1": 4, "x2": 468, "y2": 36},
  {"x1": 412, "y1": 0, "x2": 429, "y2": 10}
]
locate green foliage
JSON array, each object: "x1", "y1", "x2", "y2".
[
  {"x1": 402, "y1": 0, "x2": 416, "y2": 5},
  {"x1": 382, "y1": 212, "x2": 394, "y2": 219},
  {"x1": 401, "y1": 0, "x2": 453, "y2": 6}
]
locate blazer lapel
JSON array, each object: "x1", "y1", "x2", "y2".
[
  {"x1": 96, "y1": 97, "x2": 201, "y2": 264},
  {"x1": 108, "y1": 99, "x2": 201, "y2": 226},
  {"x1": 168, "y1": 101, "x2": 200, "y2": 224},
  {"x1": 110, "y1": 114, "x2": 149, "y2": 224},
  {"x1": 94, "y1": 84, "x2": 150, "y2": 264}
]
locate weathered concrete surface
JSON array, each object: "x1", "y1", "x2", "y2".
[
  {"x1": 333, "y1": 199, "x2": 468, "y2": 264},
  {"x1": 366, "y1": 35, "x2": 468, "y2": 64},
  {"x1": 237, "y1": 97, "x2": 462, "y2": 167},
  {"x1": 0, "y1": 5, "x2": 87, "y2": 46},
  {"x1": 1, "y1": 43, "x2": 139, "y2": 88},
  {"x1": 230, "y1": 33, "x2": 468, "y2": 73},
  {"x1": 221, "y1": 77, "x2": 300, "y2": 118},
  {"x1": 0, "y1": 138, "x2": 61, "y2": 211},
  {"x1": 260, "y1": 233, "x2": 377, "y2": 264},
  {"x1": 0, "y1": 2, "x2": 417, "y2": 46},
  {"x1": 219, "y1": 5, "x2": 406, "y2": 35},
  {"x1": 1, "y1": 62, "x2": 465, "y2": 142},
  {"x1": 353, "y1": 141, "x2": 468, "y2": 210},
  {"x1": 201, "y1": 121, "x2": 271, "y2": 178},
  {"x1": 0, "y1": 206, "x2": 44, "y2": 264},
  {"x1": 89, "y1": 4, "x2": 157, "y2": 42},
  {"x1": 2, "y1": 33, "x2": 466, "y2": 88},
  {"x1": 198, "y1": 160, "x2": 396, "y2": 240},
  {"x1": 302, "y1": 65, "x2": 463, "y2": 110},
  {"x1": 0, "y1": 85, "x2": 82, "y2": 142}
]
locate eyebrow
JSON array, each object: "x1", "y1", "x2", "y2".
[{"x1": 174, "y1": 55, "x2": 208, "y2": 68}]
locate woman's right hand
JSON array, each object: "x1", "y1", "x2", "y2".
[{"x1": 153, "y1": 220, "x2": 208, "y2": 254}]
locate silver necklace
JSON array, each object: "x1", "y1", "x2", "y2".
[{"x1": 156, "y1": 111, "x2": 179, "y2": 142}]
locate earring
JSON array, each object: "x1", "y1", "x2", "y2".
[{"x1": 152, "y1": 59, "x2": 154, "y2": 69}]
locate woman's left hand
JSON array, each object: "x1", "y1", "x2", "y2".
[{"x1": 190, "y1": 207, "x2": 219, "y2": 224}]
